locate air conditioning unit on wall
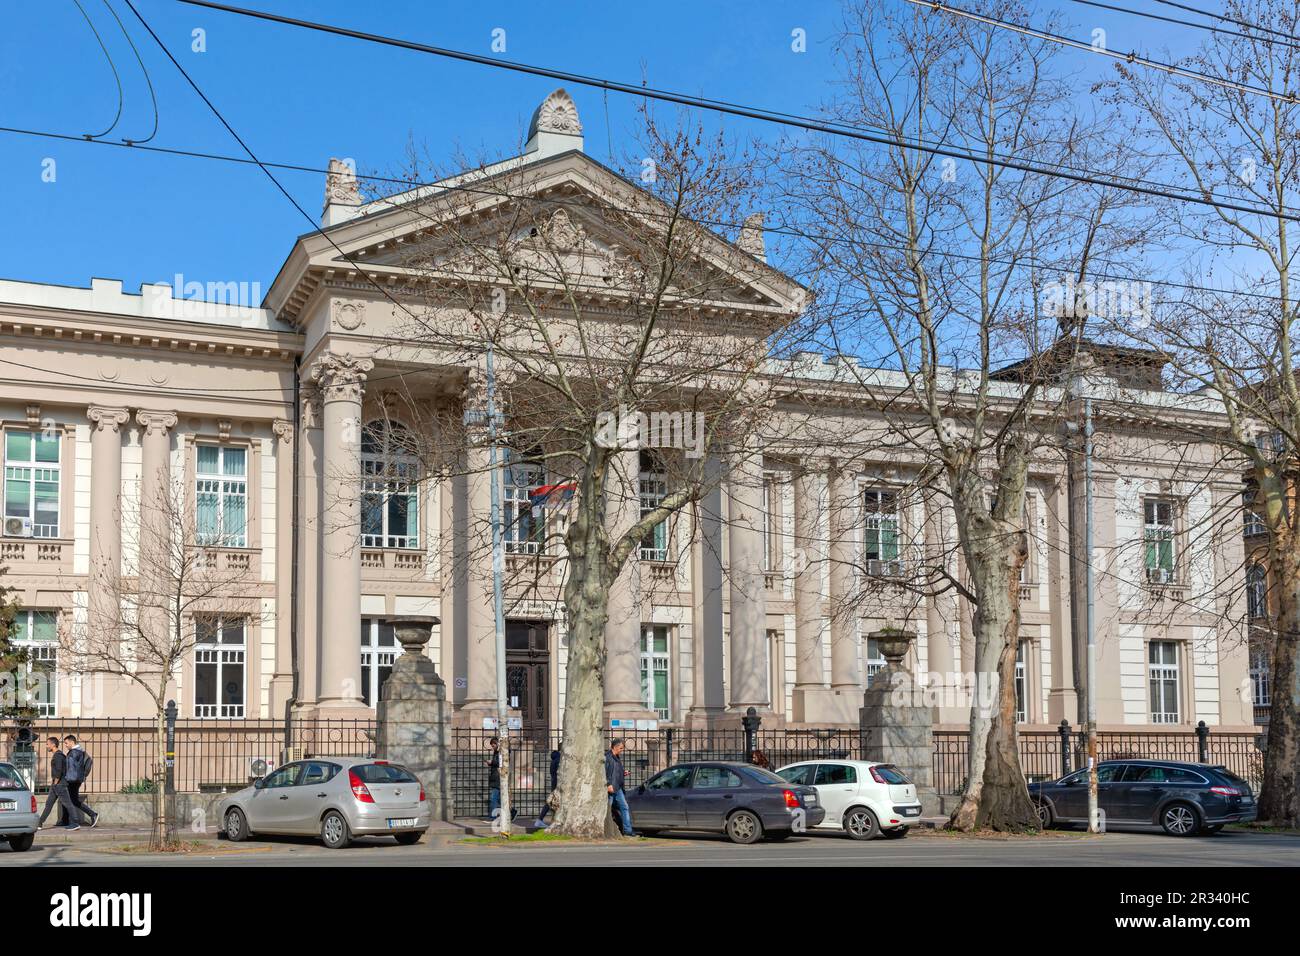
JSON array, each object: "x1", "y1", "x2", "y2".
[
  {"x1": 247, "y1": 756, "x2": 277, "y2": 779},
  {"x1": 4, "y1": 517, "x2": 33, "y2": 537}
]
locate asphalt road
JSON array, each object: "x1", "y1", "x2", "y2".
[{"x1": 3, "y1": 827, "x2": 1297, "y2": 867}]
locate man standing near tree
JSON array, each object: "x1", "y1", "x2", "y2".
[
  {"x1": 36, "y1": 736, "x2": 79, "y2": 831},
  {"x1": 605, "y1": 739, "x2": 634, "y2": 837}
]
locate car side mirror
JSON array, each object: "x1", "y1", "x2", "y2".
[
  {"x1": 637, "y1": 785, "x2": 646, "y2": 795},
  {"x1": 252, "y1": 777, "x2": 265, "y2": 790}
]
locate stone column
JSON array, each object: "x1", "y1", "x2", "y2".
[
  {"x1": 87, "y1": 405, "x2": 130, "y2": 638},
  {"x1": 827, "y1": 463, "x2": 860, "y2": 691},
  {"x1": 309, "y1": 351, "x2": 373, "y2": 711},
  {"x1": 459, "y1": 438, "x2": 498, "y2": 719},
  {"x1": 135, "y1": 410, "x2": 177, "y2": 677},
  {"x1": 923, "y1": 494, "x2": 959, "y2": 723},
  {"x1": 791, "y1": 465, "x2": 825, "y2": 719},
  {"x1": 727, "y1": 442, "x2": 769, "y2": 712},
  {"x1": 270, "y1": 419, "x2": 295, "y2": 713},
  {"x1": 605, "y1": 448, "x2": 652, "y2": 719},
  {"x1": 687, "y1": 454, "x2": 726, "y2": 724},
  {"x1": 297, "y1": 388, "x2": 323, "y2": 707}
]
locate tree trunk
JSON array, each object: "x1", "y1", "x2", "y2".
[
  {"x1": 948, "y1": 467, "x2": 1038, "y2": 832},
  {"x1": 1258, "y1": 553, "x2": 1300, "y2": 826},
  {"x1": 152, "y1": 709, "x2": 168, "y2": 850},
  {"x1": 550, "y1": 498, "x2": 616, "y2": 839}
]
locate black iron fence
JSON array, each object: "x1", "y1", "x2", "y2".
[
  {"x1": 933, "y1": 721, "x2": 1264, "y2": 795},
  {"x1": 0, "y1": 719, "x2": 375, "y2": 794},
  {"x1": 1, "y1": 718, "x2": 1265, "y2": 809}
]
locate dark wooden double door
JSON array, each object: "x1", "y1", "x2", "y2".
[{"x1": 506, "y1": 620, "x2": 550, "y2": 744}]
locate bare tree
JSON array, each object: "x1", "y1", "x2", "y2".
[
  {"x1": 64, "y1": 466, "x2": 262, "y2": 848},
  {"x1": 360, "y1": 105, "x2": 808, "y2": 838},
  {"x1": 1108, "y1": 0, "x2": 1300, "y2": 827},
  {"x1": 777, "y1": 0, "x2": 1146, "y2": 829}
]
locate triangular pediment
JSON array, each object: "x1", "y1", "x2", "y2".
[{"x1": 266, "y1": 150, "x2": 806, "y2": 322}]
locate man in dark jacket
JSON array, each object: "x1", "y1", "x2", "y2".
[
  {"x1": 605, "y1": 738, "x2": 634, "y2": 836},
  {"x1": 36, "y1": 736, "x2": 80, "y2": 830},
  {"x1": 63, "y1": 735, "x2": 98, "y2": 827},
  {"x1": 534, "y1": 748, "x2": 562, "y2": 829},
  {"x1": 486, "y1": 737, "x2": 502, "y2": 821}
]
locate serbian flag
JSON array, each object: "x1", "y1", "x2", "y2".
[{"x1": 529, "y1": 483, "x2": 576, "y2": 508}]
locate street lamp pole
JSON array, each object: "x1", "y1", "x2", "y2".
[
  {"x1": 1084, "y1": 397, "x2": 1099, "y2": 834},
  {"x1": 485, "y1": 343, "x2": 511, "y2": 835}
]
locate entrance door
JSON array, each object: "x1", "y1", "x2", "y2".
[{"x1": 506, "y1": 621, "x2": 550, "y2": 744}]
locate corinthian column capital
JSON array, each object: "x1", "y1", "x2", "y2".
[
  {"x1": 308, "y1": 350, "x2": 374, "y2": 402},
  {"x1": 87, "y1": 405, "x2": 130, "y2": 433},
  {"x1": 135, "y1": 409, "x2": 178, "y2": 437}
]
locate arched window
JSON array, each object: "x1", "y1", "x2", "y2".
[
  {"x1": 639, "y1": 450, "x2": 669, "y2": 561},
  {"x1": 361, "y1": 421, "x2": 419, "y2": 549},
  {"x1": 1246, "y1": 563, "x2": 1268, "y2": 620}
]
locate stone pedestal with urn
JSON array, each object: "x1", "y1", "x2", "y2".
[{"x1": 859, "y1": 629, "x2": 941, "y2": 815}]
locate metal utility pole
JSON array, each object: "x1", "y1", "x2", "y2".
[
  {"x1": 1083, "y1": 398, "x2": 1099, "y2": 834},
  {"x1": 485, "y1": 344, "x2": 511, "y2": 835}
]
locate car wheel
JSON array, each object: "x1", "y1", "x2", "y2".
[
  {"x1": 1160, "y1": 802, "x2": 1201, "y2": 837},
  {"x1": 7, "y1": 833, "x2": 34, "y2": 852},
  {"x1": 843, "y1": 806, "x2": 880, "y2": 840},
  {"x1": 881, "y1": 826, "x2": 909, "y2": 839},
  {"x1": 1035, "y1": 800, "x2": 1054, "y2": 830},
  {"x1": 321, "y1": 810, "x2": 351, "y2": 849},
  {"x1": 394, "y1": 831, "x2": 423, "y2": 846},
  {"x1": 224, "y1": 808, "x2": 249, "y2": 843},
  {"x1": 725, "y1": 810, "x2": 763, "y2": 845}
]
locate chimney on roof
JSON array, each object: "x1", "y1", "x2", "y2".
[
  {"x1": 322, "y1": 157, "x2": 362, "y2": 227},
  {"x1": 525, "y1": 88, "x2": 584, "y2": 158},
  {"x1": 738, "y1": 212, "x2": 766, "y2": 263}
]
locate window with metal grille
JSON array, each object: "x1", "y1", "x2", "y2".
[
  {"x1": 196, "y1": 445, "x2": 247, "y2": 548},
  {"x1": 194, "y1": 616, "x2": 245, "y2": 718},
  {"x1": 4, "y1": 430, "x2": 60, "y2": 538},
  {"x1": 504, "y1": 453, "x2": 546, "y2": 555},
  {"x1": 14, "y1": 609, "x2": 58, "y2": 716},
  {"x1": 640, "y1": 625, "x2": 671, "y2": 719},
  {"x1": 639, "y1": 452, "x2": 669, "y2": 561},
  {"x1": 361, "y1": 421, "x2": 419, "y2": 549},
  {"x1": 1148, "y1": 640, "x2": 1181, "y2": 724}
]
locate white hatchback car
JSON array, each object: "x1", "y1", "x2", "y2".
[{"x1": 776, "y1": 760, "x2": 923, "y2": 840}]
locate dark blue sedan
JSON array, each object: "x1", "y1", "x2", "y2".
[
  {"x1": 1028, "y1": 759, "x2": 1257, "y2": 836},
  {"x1": 625, "y1": 761, "x2": 826, "y2": 843}
]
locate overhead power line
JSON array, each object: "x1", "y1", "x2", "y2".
[
  {"x1": 172, "y1": 0, "x2": 1300, "y2": 222},
  {"x1": 0, "y1": 118, "x2": 1290, "y2": 306},
  {"x1": 1154, "y1": 0, "x2": 1300, "y2": 43},
  {"x1": 1069, "y1": 0, "x2": 1300, "y2": 50},
  {"x1": 907, "y1": 0, "x2": 1300, "y2": 103}
]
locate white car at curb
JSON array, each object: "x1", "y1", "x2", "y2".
[{"x1": 776, "y1": 760, "x2": 923, "y2": 840}]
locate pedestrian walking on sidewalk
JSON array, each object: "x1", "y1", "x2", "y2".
[
  {"x1": 62, "y1": 735, "x2": 98, "y2": 828},
  {"x1": 36, "y1": 736, "x2": 81, "y2": 831}
]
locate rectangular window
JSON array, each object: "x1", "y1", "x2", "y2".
[
  {"x1": 640, "y1": 625, "x2": 671, "y2": 720},
  {"x1": 196, "y1": 445, "x2": 247, "y2": 548},
  {"x1": 13, "y1": 609, "x2": 58, "y2": 716},
  {"x1": 1250, "y1": 646, "x2": 1271, "y2": 710},
  {"x1": 639, "y1": 457, "x2": 669, "y2": 562},
  {"x1": 761, "y1": 478, "x2": 775, "y2": 572},
  {"x1": 863, "y1": 489, "x2": 900, "y2": 565},
  {"x1": 864, "y1": 636, "x2": 886, "y2": 688},
  {"x1": 194, "y1": 615, "x2": 246, "y2": 718},
  {"x1": 504, "y1": 455, "x2": 546, "y2": 555},
  {"x1": 1014, "y1": 642, "x2": 1027, "y2": 723},
  {"x1": 3, "y1": 430, "x2": 61, "y2": 538},
  {"x1": 1243, "y1": 487, "x2": 1267, "y2": 537},
  {"x1": 360, "y1": 618, "x2": 401, "y2": 707},
  {"x1": 1143, "y1": 498, "x2": 1176, "y2": 580},
  {"x1": 1148, "y1": 640, "x2": 1181, "y2": 724}
]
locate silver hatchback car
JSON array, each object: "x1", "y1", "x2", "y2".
[
  {"x1": 219, "y1": 757, "x2": 430, "y2": 849},
  {"x1": 0, "y1": 761, "x2": 39, "y2": 852}
]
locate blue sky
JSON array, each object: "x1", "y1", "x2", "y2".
[
  {"x1": 0, "y1": 0, "x2": 848, "y2": 298},
  {"x1": 0, "y1": 1, "x2": 1212, "y2": 304}
]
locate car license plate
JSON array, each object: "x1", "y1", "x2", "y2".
[
  {"x1": 903, "y1": 807, "x2": 920, "y2": 816},
  {"x1": 0, "y1": 800, "x2": 14, "y2": 812},
  {"x1": 388, "y1": 818, "x2": 417, "y2": 828}
]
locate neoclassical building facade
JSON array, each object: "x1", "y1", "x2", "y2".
[{"x1": 0, "y1": 91, "x2": 1258, "y2": 734}]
